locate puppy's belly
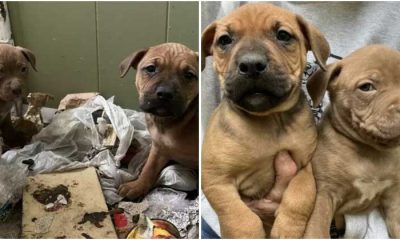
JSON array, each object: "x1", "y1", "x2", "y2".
[{"x1": 238, "y1": 161, "x2": 275, "y2": 199}]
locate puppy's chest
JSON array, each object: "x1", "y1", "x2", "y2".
[
  {"x1": 234, "y1": 126, "x2": 307, "y2": 199},
  {"x1": 320, "y1": 150, "x2": 400, "y2": 214},
  {"x1": 149, "y1": 125, "x2": 197, "y2": 163},
  {"x1": 338, "y1": 175, "x2": 396, "y2": 214}
]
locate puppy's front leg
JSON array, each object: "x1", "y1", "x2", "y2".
[
  {"x1": 304, "y1": 193, "x2": 334, "y2": 238},
  {"x1": 119, "y1": 144, "x2": 168, "y2": 199},
  {"x1": 271, "y1": 162, "x2": 316, "y2": 238},
  {"x1": 382, "y1": 191, "x2": 400, "y2": 238},
  {"x1": 204, "y1": 183, "x2": 266, "y2": 238}
]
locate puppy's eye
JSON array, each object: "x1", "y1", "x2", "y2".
[
  {"x1": 276, "y1": 30, "x2": 292, "y2": 42},
  {"x1": 144, "y1": 65, "x2": 156, "y2": 73},
  {"x1": 217, "y1": 35, "x2": 233, "y2": 47},
  {"x1": 21, "y1": 66, "x2": 28, "y2": 73},
  {"x1": 184, "y1": 71, "x2": 197, "y2": 80},
  {"x1": 358, "y1": 83, "x2": 376, "y2": 92}
]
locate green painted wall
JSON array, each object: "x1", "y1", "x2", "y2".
[{"x1": 7, "y1": 1, "x2": 199, "y2": 109}]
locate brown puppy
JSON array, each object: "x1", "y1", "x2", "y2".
[
  {"x1": 201, "y1": 3, "x2": 329, "y2": 238},
  {"x1": 118, "y1": 43, "x2": 198, "y2": 199},
  {"x1": 0, "y1": 44, "x2": 36, "y2": 152},
  {"x1": 305, "y1": 45, "x2": 400, "y2": 238}
]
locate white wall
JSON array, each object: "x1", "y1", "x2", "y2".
[{"x1": 0, "y1": 2, "x2": 13, "y2": 44}]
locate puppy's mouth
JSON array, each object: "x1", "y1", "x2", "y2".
[
  {"x1": 226, "y1": 80, "x2": 292, "y2": 113},
  {"x1": 236, "y1": 90, "x2": 289, "y2": 112},
  {"x1": 140, "y1": 97, "x2": 185, "y2": 118},
  {"x1": 141, "y1": 103, "x2": 175, "y2": 117}
]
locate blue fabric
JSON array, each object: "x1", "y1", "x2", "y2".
[{"x1": 201, "y1": 217, "x2": 220, "y2": 239}]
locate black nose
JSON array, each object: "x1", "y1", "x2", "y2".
[
  {"x1": 238, "y1": 53, "x2": 267, "y2": 76},
  {"x1": 12, "y1": 88, "x2": 22, "y2": 96},
  {"x1": 156, "y1": 86, "x2": 174, "y2": 100}
]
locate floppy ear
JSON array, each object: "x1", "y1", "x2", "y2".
[
  {"x1": 194, "y1": 51, "x2": 199, "y2": 68},
  {"x1": 46, "y1": 94, "x2": 55, "y2": 101},
  {"x1": 296, "y1": 15, "x2": 330, "y2": 71},
  {"x1": 119, "y1": 48, "x2": 148, "y2": 78},
  {"x1": 201, "y1": 22, "x2": 217, "y2": 70},
  {"x1": 307, "y1": 62, "x2": 342, "y2": 107},
  {"x1": 16, "y1": 46, "x2": 37, "y2": 72}
]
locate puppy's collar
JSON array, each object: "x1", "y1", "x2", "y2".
[{"x1": 329, "y1": 53, "x2": 343, "y2": 60}]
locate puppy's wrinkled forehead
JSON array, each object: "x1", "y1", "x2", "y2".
[
  {"x1": 343, "y1": 45, "x2": 400, "y2": 78},
  {"x1": 141, "y1": 43, "x2": 197, "y2": 69},
  {"x1": 217, "y1": 4, "x2": 298, "y2": 37}
]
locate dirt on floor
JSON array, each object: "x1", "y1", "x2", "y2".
[{"x1": 0, "y1": 201, "x2": 22, "y2": 238}]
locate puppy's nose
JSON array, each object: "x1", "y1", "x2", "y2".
[
  {"x1": 156, "y1": 86, "x2": 174, "y2": 100},
  {"x1": 12, "y1": 88, "x2": 22, "y2": 96},
  {"x1": 238, "y1": 53, "x2": 267, "y2": 76}
]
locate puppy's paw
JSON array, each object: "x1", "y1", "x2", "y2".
[
  {"x1": 118, "y1": 179, "x2": 151, "y2": 200},
  {"x1": 271, "y1": 211, "x2": 307, "y2": 238},
  {"x1": 221, "y1": 211, "x2": 266, "y2": 238}
]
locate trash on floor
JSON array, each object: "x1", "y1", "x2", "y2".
[
  {"x1": 24, "y1": 92, "x2": 54, "y2": 130},
  {"x1": 57, "y1": 92, "x2": 99, "y2": 112},
  {"x1": 127, "y1": 214, "x2": 180, "y2": 239},
  {"x1": 22, "y1": 167, "x2": 117, "y2": 238},
  {"x1": 0, "y1": 94, "x2": 198, "y2": 238}
]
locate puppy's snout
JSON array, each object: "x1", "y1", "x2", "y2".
[
  {"x1": 156, "y1": 86, "x2": 174, "y2": 100},
  {"x1": 238, "y1": 53, "x2": 267, "y2": 76},
  {"x1": 12, "y1": 88, "x2": 22, "y2": 96}
]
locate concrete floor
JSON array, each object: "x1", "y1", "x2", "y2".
[{"x1": 0, "y1": 202, "x2": 22, "y2": 238}]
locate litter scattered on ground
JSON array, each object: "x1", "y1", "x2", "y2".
[
  {"x1": 144, "y1": 188, "x2": 199, "y2": 238},
  {"x1": 32, "y1": 184, "x2": 70, "y2": 205},
  {"x1": 127, "y1": 214, "x2": 181, "y2": 239},
  {"x1": 78, "y1": 211, "x2": 109, "y2": 228},
  {"x1": 0, "y1": 94, "x2": 198, "y2": 238},
  {"x1": 22, "y1": 167, "x2": 117, "y2": 238}
]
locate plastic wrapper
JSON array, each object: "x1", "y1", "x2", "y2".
[
  {"x1": 156, "y1": 164, "x2": 198, "y2": 192},
  {"x1": 0, "y1": 163, "x2": 27, "y2": 221},
  {"x1": 0, "y1": 95, "x2": 150, "y2": 205},
  {"x1": 0, "y1": 95, "x2": 199, "y2": 236},
  {"x1": 144, "y1": 188, "x2": 199, "y2": 238}
]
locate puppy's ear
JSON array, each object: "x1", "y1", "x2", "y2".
[
  {"x1": 16, "y1": 46, "x2": 37, "y2": 72},
  {"x1": 46, "y1": 94, "x2": 55, "y2": 101},
  {"x1": 119, "y1": 48, "x2": 148, "y2": 78},
  {"x1": 296, "y1": 15, "x2": 330, "y2": 71},
  {"x1": 307, "y1": 62, "x2": 342, "y2": 107},
  {"x1": 201, "y1": 22, "x2": 217, "y2": 71}
]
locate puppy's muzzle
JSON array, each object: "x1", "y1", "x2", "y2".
[
  {"x1": 237, "y1": 52, "x2": 268, "y2": 77},
  {"x1": 12, "y1": 88, "x2": 22, "y2": 96},
  {"x1": 225, "y1": 52, "x2": 291, "y2": 113},
  {"x1": 140, "y1": 85, "x2": 184, "y2": 117}
]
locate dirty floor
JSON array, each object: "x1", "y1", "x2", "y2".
[{"x1": 0, "y1": 202, "x2": 22, "y2": 238}]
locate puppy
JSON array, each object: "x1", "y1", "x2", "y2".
[
  {"x1": 118, "y1": 43, "x2": 198, "y2": 199},
  {"x1": 201, "y1": 3, "x2": 330, "y2": 238},
  {"x1": 304, "y1": 45, "x2": 400, "y2": 238},
  {"x1": 0, "y1": 44, "x2": 36, "y2": 153}
]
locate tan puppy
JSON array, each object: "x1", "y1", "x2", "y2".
[
  {"x1": 118, "y1": 43, "x2": 198, "y2": 199},
  {"x1": 305, "y1": 45, "x2": 400, "y2": 238},
  {"x1": 201, "y1": 3, "x2": 330, "y2": 238},
  {"x1": 0, "y1": 44, "x2": 36, "y2": 152}
]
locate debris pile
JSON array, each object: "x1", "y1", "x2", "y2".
[{"x1": 0, "y1": 95, "x2": 198, "y2": 238}]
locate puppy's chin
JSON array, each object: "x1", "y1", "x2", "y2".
[
  {"x1": 233, "y1": 91, "x2": 288, "y2": 113},
  {"x1": 0, "y1": 93, "x2": 18, "y2": 102}
]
